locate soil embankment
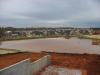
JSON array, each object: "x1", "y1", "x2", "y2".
[{"x1": 45, "y1": 52, "x2": 100, "y2": 75}]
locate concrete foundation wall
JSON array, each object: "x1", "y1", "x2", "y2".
[
  {"x1": 0, "y1": 55, "x2": 51, "y2": 75},
  {"x1": 30, "y1": 55, "x2": 51, "y2": 75},
  {"x1": 0, "y1": 59, "x2": 31, "y2": 75}
]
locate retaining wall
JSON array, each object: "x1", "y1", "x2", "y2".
[
  {"x1": 30, "y1": 55, "x2": 51, "y2": 75},
  {"x1": 0, "y1": 59, "x2": 31, "y2": 75},
  {"x1": 0, "y1": 55, "x2": 51, "y2": 75}
]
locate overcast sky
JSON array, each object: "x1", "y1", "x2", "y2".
[{"x1": 0, "y1": 0, "x2": 100, "y2": 27}]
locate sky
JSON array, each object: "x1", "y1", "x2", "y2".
[{"x1": 0, "y1": 0, "x2": 100, "y2": 28}]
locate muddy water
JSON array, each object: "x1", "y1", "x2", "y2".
[{"x1": 0, "y1": 37, "x2": 100, "y2": 54}]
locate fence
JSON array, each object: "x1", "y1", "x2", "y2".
[{"x1": 0, "y1": 55, "x2": 51, "y2": 75}]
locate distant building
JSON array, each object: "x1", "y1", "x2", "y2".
[{"x1": 92, "y1": 28, "x2": 100, "y2": 35}]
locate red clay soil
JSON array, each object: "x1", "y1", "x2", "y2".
[
  {"x1": 0, "y1": 52, "x2": 100, "y2": 75},
  {"x1": 46, "y1": 52, "x2": 100, "y2": 75},
  {"x1": 0, "y1": 52, "x2": 44, "y2": 69}
]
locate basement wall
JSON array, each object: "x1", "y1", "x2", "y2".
[
  {"x1": 30, "y1": 55, "x2": 51, "y2": 75},
  {"x1": 0, "y1": 59, "x2": 31, "y2": 75},
  {"x1": 0, "y1": 55, "x2": 51, "y2": 75}
]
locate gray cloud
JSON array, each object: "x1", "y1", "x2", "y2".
[{"x1": 0, "y1": 0, "x2": 100, "y2": 27}]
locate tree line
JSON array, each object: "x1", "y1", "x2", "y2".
[{"x1": 0, "y1": 27, "x2": 6, "y2": 44}]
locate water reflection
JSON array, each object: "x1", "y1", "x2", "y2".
[{"x1": 0, "y1": 37, "x2": 100, "y2": 54}]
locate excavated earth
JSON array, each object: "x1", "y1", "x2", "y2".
[
  {"x1": 47, "y1": 52, "x2": 100, "y2": 75},
  {"x1": 0, "y1": 52, "x2": 100, "y2": 75},
  {"x1": 0, "y1": 52, "x2": 44, "y2": 69}
]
